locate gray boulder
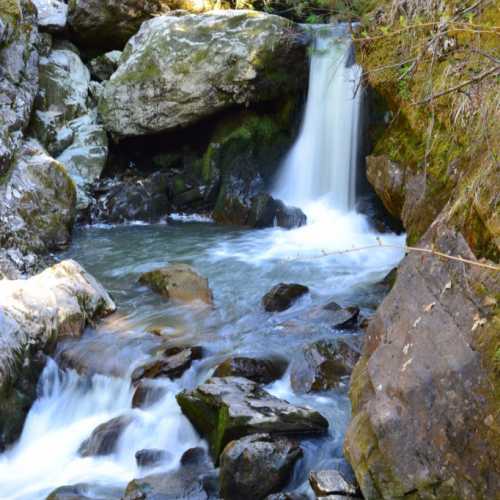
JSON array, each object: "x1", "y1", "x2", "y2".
[
  {"x1": 176, "y1": 376, "x2": 328, "y2": 459},
  {"x1": 32, "y1": 0, "x2": 68, "y2": 33},
  {"x1": 220, "y1": 434, "x2": 302, "y2": 500},
  {"x1": 309, "y1": 470, "x2": 359, "y2": 497},
  {"x1": 100, "y1": 11, "x2": 307, "y2": 137}
]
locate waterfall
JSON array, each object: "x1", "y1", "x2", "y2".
[{"x1": 274, "y1": 26, "x2": 363, "y2": 211}]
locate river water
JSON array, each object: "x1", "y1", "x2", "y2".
[{"x1": 0, "y1": 27, "x2": 405, "y2": 500}]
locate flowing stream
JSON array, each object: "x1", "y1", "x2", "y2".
[{"x1": 0, "y1": 27, "x2": 405, "y2": 500}]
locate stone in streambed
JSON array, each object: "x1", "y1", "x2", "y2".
[
  {"x1": 135, "y1": 448, "x2": 171, "y2": 468},
  {"x1": 78, "y1": 415, "x2": 133, "y2": 457},
  {"x1": 131, "y1": 346, "x2": 203, "y2": 384},
  {"x1": 290, "y1": 339, "x2": 360, "y2": 393},
  {"x1": 46, "y1": 482, "x2": 123, "y2": 499},
  {"x1": 309, "y1": 469, "x2": 359, "y2": 497},
  {"x1": 323, "y1": 301, "x2": 360, "y2": 330},
  {"x1": 132, "y1": 380, "x2": 167, "y2": 409},
  {"x1": 176, "y1": 376, "x2": 328, "y2": 460},
  {"x1": 248, "y1": 194, "x2": 307, "y2": 229},
  {"x1": 220, "y1": 433, "x2": 302, "y2": 500},
  {"x1": 213, "y1": 356, "x2": 288, "y2": 384},
  {"x1": 263, "y1": 283, "x2": 309, "y2": 312},
  {"x1": 138, "y1": 264, "x2": 213, "y2": 305}
]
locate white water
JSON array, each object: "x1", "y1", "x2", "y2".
[
  {"x1": 274, "y1": 26, "x2": 362, "y2": 211},
  {"x1": 0, "y1": 27, "x2": 406, "y2": 500}
]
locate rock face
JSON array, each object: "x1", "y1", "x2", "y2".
[
  {"x1": 0, "y1": 140, "x2": 76, "y2": 256},
  {"x1": 309, "y1": 470, "x2": 359, "y2": 497},
  {"x1": 213, "y1": 356, "x2": 288, "y2": 384},
  {"x1": 0, "y1": 259, "x2": 116, "y2": 449},
  {"x1": 344, "y1": 226, "x2": 500, "y2": 499},
  {"x1": 262, "y1": 283, "x2": 310, "y2": 312},
  {"x1": 32, "y1": 0, "x2": 68, "y2": 33},
  {"x1": 89, "y1": 50, "x2": 122, "y2": 81},
  {"x1": 31, "y1": 45, "x2": 108, "y2": 208},
  {"x1": 220, "y1": 433, "x2": 302, "y2": 500},
  {"x1": 248, "y1": 193, "x2": 307, "y2": 229},
  {"x1": 79, "y1": 415, "x2": 133, "y2": 457},
  {"x1": 139, "y1": 264, "x2": 214, "y2": 305},
  {"x1": 176, "y1": 376, "x2": 328, "y2": 459},
  {"x1": 290, "y1": 339, "x2": 360, "y2": 393},
  {"x1": 0, "y1": 0, "x2": 40, "y2": 175},
  {"x1": 100, "y1": 10, "x2": 307, "y2": 137}
]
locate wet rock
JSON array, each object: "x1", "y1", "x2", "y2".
[
  {"x1": 132, "y1": 380, "x2": 168, "y2": 409},
  {"x1": 263, "y1": 283, "x2": 309, "y2": 312},
  {"x1": 131, "y1": 346, "x2": 203, "y2": 384},
  {"x1": 123, "y1": 445, "x2": 214, "y2": 500},
  {"x1": 309, "y1": 470, "x2": 359, "y2": 497},
  {"x1": 344, "y1": 227, "x2": 500, "y2": 499},
  {"x1": 0, "y1": 0, "x2": 39, "y2": 175},
  {"x1": 220, "y1": 433, "x2": 302, "y2": 500},
  {"x1": 213, "y1": 356, "x2": 288, "y2": 384},
  {"x1": 0, "y1": 140, "x2": 76, "y2": 255},
  {"x1": 89, "y1": 50, "x2": 122, "y2": 81},
  {"x1": 176, "y1": 376, "x2": 328, "y2": 459},
  {"x1": 32, "y1": 0, "x2": 68, "y2": 33},
  {"x1": 0, "y1": 260, "x2": 115, "y2": 449},
  {"x1": 135, "y1": 449, "x2": 170, "y2": 468},
  {"x1": 323, "y1": 302, "x2": 360, "y2": 330},
  {"x1": 100, "y1": 11, "x2": 307, "y2": 137},
  {"x1": 248, "y1": 194, "x2": 307, "y2": 229},
  {"x1": 90, "y1": 172, "x2": 171, "y2": 224},
  {"x1": 46, "y1": 482, "x2": 123, "y2": 499},
  {"x1": 265, "y1": 493, "x2": 309, "y2": 500},
  {"x1": 78, "y1": 415, "x2": 133, "y2": 457},
  {"x1": 290, "y1": 339, "x2": 360, "y2": 393},
  {"x1": 138, "y1": 264, "x2": 214, "y2": 305}
]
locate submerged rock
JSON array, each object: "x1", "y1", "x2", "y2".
[
  {"x1": 132, "y1": 380, "x2": 168, "y2": 409},
  {"x1": 262, "y1": 283, "x2": 310, "y2": 312},
  {"x1": 176, "y1": 376, "x2": 328, "y2": 459},
  {"x1": 323, "y1": 302, "x2": 360, "y2": 330},
  {"x1": 100, "y1": 11, "x2": 307, "y2": 137},
  {"x1": 89, "y1": 50, "x2": 122, "y2": 81},
  {"x1": 213, "y1": 356, "x2": 288, "y2": 384},
  {"x1": 0, "y1": 260, "x2": 115, "y2": 449},
  {"x1": 46, "y1": 482, "x2": 123, "y2": 500},
  {"x1": 138, "y1": 264, "x2": 214, "y2": 305},
  {"x1": 131, "y1": 346, "x2": 203, "y2": 384},
  {"x1": 248, "y1": 194, "x2": 307, "y2": 229},
  {"x1": 290, "y1": 339, "x2": 360, "y2": 393},
  {"x1": 220, "y1": 433, "x2": 302, "y2": 500},
  {"x1": 309, "y1": 469, "x2": 359, "y2": 497},
  {"x1": 78, "y1": 415, "x2": 133, "y2": 457}
]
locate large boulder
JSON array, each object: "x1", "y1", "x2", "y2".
[
  {"x1": 32, "y1": 0, "x2": 68, "y2": 33},
  {"x1": 247, "y1": 193, "x2": 307, "y2": 229},
  {"x1": 31, "y1": 46, "x2": 108, "y2": 209},
  {"x1": 220, "y1": 433, "x2": 302, "y2": 500},
  {"x1": 0, "y1": 259, "x2": 116, "y2": 449},
  {"x1": 262, "y1": 283, "x2": 309, "y2": 312},
  {"x1": 0, "y1": 0, "x2": 40, "y2": 175},
  {"x1": 99, "y1": 10, "x2": 307, "y2": 137},
  {"x1": 290, "y1": 339, "x2": 360, "y2": 393},
  {"x1": 138, "y1": 263, "x2": 214, "y2": 305},
  {"x1": 176, "y1": 376, "x2": 328, "y2": 459},
  {"x1": 78, "y1": 415, "x2": 133, "y2": 456},
  {"x1": 0, "y1": 139, "x2": 76, "y2": 256},
  {"x1": 344, "y1": 226, "x2": 500, "y2": 499}
]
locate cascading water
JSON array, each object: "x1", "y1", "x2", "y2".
[
  {"x1": 0, "y1": 26, "x2": 405, "y2": 500},
  {"x1": 274, "y1": 26, "x2": 363, "y2": 211}
]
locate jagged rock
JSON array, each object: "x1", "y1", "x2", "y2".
[
  {"x1": 309, "y1": 470, "x2": 359, "y2": 497},
  {"x1": 220, "y1": 434, "x2": 302, "y2": 500},
  {"x1": 123, "y1": 445, "x2": 214, "y2": 499},
  {"x1": 262, "y1": 283, "x2": 309, "y2": 312},
  {"x1": 0, "y1": 260, "x2": 116, "y2": 449},
  {"x1": 0, "y1": 247, "x2": 48, "y2": 280},
  {"x1": 213, "y1": 356, "x2": 288, "y2": 384},
  {"x1": 0, "y1": 140, "x2": 76, "y2": 256},
  {"x1": 32, "y1": 0, "x2": 68, "y2": 33},
  {"x1": 290, "y1": 339, "x2": 360, "y2": 393},
  {"x1": 176, "y1": 376, "x2": 328, "y2": 459},
  {"x1": 131, "y1": 346, "x2": 203, "y2": 384},
  {"x1": 135, "y1": 448, "x2": 171, "y2": 468},
  {"x1": 89, "y1": 50, "x2": 122, "y2": 81},
  {"x1": 138, "y1": 264, "x2": 214, "y2": 305},
  {"x1": 90, "y1": 172, "x2": 171, "y2": 224},
  {"x1": 323, "y1": 302, "x2": 360, "y2": 330},
  {"x1": 248, "y1": 193, "x2": 307, "y2": 229},
  {"x1": 132, "y1": 380, "x2": 167, "y2": 409},
  {"x1": 344, "y1": 226, "x2": 500, "y2": 499},
  {"x1": 31, "y1": 46, "x2": 108, "y2": 209},
  {"x1": 46, "y1": 483, "x2": 123, "y2": 499},
  {"x1": 78, "y1": 415, "x2": 133, "y2": 457},
  {"x1": 0, "y1": 0, "x2": 40, "y2": 175},
  {"x1": 100, "y1": 11, "x2": 307, "y2": 137}
]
